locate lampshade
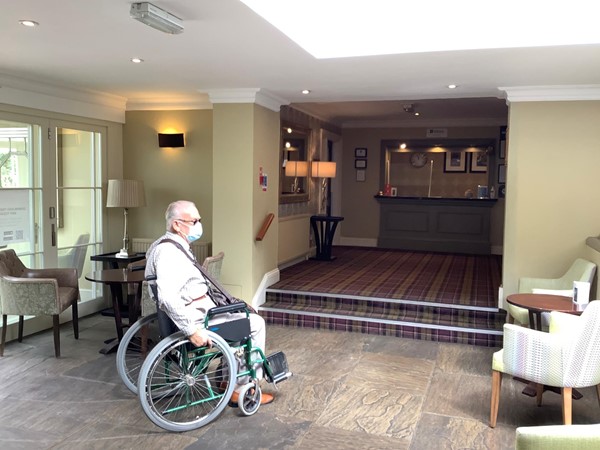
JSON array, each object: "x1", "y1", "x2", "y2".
[
  {"x1": 158, "y1": 133, "x2": 185, "y2": 148},
  {"x1": 312, "y1": 161, "x2": 336, "y2": 178},
  {"x1": 285, "y1": 161, "x2": 308, "y2": 177},
  {"x1": 106, "y1": 179, "x2": 147, "y2": 208}
]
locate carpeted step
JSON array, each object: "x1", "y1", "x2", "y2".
[{"x1": 260, "y1": 290, "x2": 505, "y2": 347}]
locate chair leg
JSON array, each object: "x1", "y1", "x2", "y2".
[
  {"x1": 72, "y1": 302, "x2": 79, "y2": 339},
  {"x1": 562, "y1": 387, "x2": 573, "y2": 425},
  {"x1": 52, "y1": 315, "x2": 61, "y2": 358},
  {"x1": 1, "y1": 315, "x2": 6, "y2": 356},
  {"x1": 536, "y1": 383, "x2": 544, "y2": 406},
  {"x1": 18, "y1": 316, "x2": 24, "y2": 342},
  {"x1": 490, "y1": 370, "x2": 502, "y2": 427}
]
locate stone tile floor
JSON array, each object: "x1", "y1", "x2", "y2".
[{"x1": 0, "y1": 314, "x2": 598, "y2": 449}]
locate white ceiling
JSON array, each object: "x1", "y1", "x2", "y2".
[{"x1": 2, "y1": 0, "x2": 599, "y2": 126}]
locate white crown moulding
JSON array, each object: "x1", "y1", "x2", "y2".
[
  {"x1": 0, "y1": 73, "x2": 127, "y2": 123},
  {"x1": 499, "y1": 85, "x2": 600, "y2": 103},
  {"x1": 207, "y1": 88, "x2": 289, "y2": 112}
]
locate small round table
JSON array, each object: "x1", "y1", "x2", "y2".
[
  {"x1": 506, "y1": 293, "x2": 585, "y2": 331},
  {"x1": 86, "y1": 269, "x2": 145, "y2": 354}
]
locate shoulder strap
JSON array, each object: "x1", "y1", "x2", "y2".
[{"x1": 158, "y1": 238, "x2": 235, "y2": 304}]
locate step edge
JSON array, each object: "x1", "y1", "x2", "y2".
[
  {"x1": 265, "y1": 289, "x2": 500, "y2": 312},
  {"x1": 259, "y1": 307, "x2": 504, "y2": 336}
]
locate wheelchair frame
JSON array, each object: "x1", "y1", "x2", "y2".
[{"x1": 118, "y1": 301, "x2": 291, "y2": 432}]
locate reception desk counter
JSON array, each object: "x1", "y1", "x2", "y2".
[{"x1": 375, "y1": 195, "x2": 497, "y2": 254}]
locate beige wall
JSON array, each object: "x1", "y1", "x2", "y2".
[
  {"x1": 212, "y1": 103, "x2": 279, "y2": 300},
  {"x1": 503, "y1": 100, "x2": 600, "y2": 303},
  {"x1": 340, "y1": 126, "x2": 504, "y2": 247},
  {"x1": 123, "y1": 110, "x2": 213, "y2": 246}
]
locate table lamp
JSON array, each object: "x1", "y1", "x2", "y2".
[
  {"x1": 284, "y1": 160, "x2": 308, "y2": 193},
  {"x1": 106, "y1": 179, "x2": 146, "y2": 258},
  {"x1": 311, "y1": 161, "x2": 336, "y2": 215}
]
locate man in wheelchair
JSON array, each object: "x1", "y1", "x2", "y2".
[{"x1": 145, "y1": 200, "x2": 274, "y2": 406}]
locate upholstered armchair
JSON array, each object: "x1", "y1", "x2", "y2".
[
  {"x1": 58, "y1": 233, "x2": 90, "y2": 276},
  {"x1": 508, "y1": 258, "x2": 597, "y2": 327},
  {"x1": 516, "y1": 424, "x2": 600, "y2": 450},
  {"x1": 490, "y1": 300, "x2": 600, "y2": 427},
  {"x1": 0, "y1": 249, "x2": 80, "y2": 357},
  {"x1": 202, "y1": 251, "x2": 224, "y2": 280}
]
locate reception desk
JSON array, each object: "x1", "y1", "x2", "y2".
[{"x1": 375, "y1": 196, "x2": 496, "y2": 254}]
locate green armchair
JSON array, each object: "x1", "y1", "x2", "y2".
[
  {"x1": 508, "y1": 258, "x2": 596, "y2": 327},
  {"x1": 490, "y1": 300, "x2": 600, "y2": 427},
  {"x1": 516, "y1": 424, "x2": 600, "y2": 450}
]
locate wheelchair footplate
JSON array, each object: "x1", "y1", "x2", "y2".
[{"x1": 264, "y1": 351, "x2": 292, "y2": 386}]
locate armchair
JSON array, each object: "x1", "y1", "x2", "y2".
[
  {"x1": 509, "y1": 258, "x2": 596, "y2": 327},
  {"x1": 0, "y1": 249, "x2": 80, "y2": 358},
  {"x1": 516, "y1": 424, "x2": 600, "y2": 450},
  {"x1": 58, "y1": 233, "x2": 90, "y2": 276},
  {"x1": 490, "y1": 300, "x2": 600, "y2": 427}
]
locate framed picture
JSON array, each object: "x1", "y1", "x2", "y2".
[
  {"x1": 443, "y1": 151, "x2": 466, "y2": 172},
  {"x1": 470, "y1": 151, "x2": 488, "y2": 173},
  {"x1": 356, "y1": 169, "x2": 366, "y2": 182},
  {"x1": 355, "y1": 159, "x2": 367, "y2": 169},
  {"x1": 355, "y1": 148, "x2": 367, "y2": 158},
  {"x1": 498, "y1": 164, "x2": 507, "y2": 183},
  {"x1": 499, "y1": 140, "x2": 506, "y2": 159}
]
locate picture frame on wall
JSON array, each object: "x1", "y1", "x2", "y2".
[
  {"x1": 355, "y1": 147, "x2": 367, "y2": 158},
  {"x1": 356, "y1": 169, "x2": 366, "y2": 182},
  {"x1": 355, "y1": 159, "x2": 367, "y2": 169},
  {"x1": 498, "y1": 164, "x2": 507, "y2": 183},
  {"x1": 470, "y1": 151, "x2": 488, "y2": 173},
  {"x1": 443, "y1": 151, "x2": 466, "y2": 172}
]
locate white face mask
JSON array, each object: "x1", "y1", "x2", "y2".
[{"x1": 186, "y1": 222, "x2": 203, "y2": 243}]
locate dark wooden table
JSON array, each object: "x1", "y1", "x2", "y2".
[
  {"x1": 310, "y1": 215, "x2": 344, "y2": 261},
  {"x1": 90, "y1": 251, "x2": 146, "y2": 269},
  {"x1": 85, "y1": 269, "x2": 145, "y2": 354},
  {"x1": 506, "y1": 293, "x2": 585, "y2": 331},
  {"x1": 506, "y1": 293, "x2": 586, "y2": 399}
]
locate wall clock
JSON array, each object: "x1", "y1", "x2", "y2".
[{"x1": 410, "y1": 152, "x2": 428, "y2": 168}]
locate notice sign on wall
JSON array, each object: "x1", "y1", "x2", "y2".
[{"x1": 0, "y1": 190, "x2": 30, "y2": 245}]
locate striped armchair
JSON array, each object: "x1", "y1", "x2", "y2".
[{"x1": 490, "y1": 300, "x2": 600, "y2": 427}]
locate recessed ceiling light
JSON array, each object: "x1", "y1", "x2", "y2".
[
  {"x1": 414, "y1": 112, "x2": 420, "y2": 116},
  {"x1": 286, "y1": 127, "x2": 292, "y2": 133},
  {"x1": 301, "y1": 89, "x2": 310, "y2": 95},
  {"x1": 131, "y1": 58, "x2": 144, "y2": 63},
  {"x1": 19, "y1": 20, "x2": 39, "y2": 27},
  {"x1": 447, "y1": 84, "x2": 458, "y2": 89}
]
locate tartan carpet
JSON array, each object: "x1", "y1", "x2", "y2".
[{"x1": 270, "y1": 246, "x2": 502, "y2": 308}]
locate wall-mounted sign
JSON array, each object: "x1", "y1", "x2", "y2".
[
  {"x1": 0, "y1": 190, "x2": 30, "y2": 245},
  {"x1": 426, "y1": 128, "x2": 448, "y2": 138}
]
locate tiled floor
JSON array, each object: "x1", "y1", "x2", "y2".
[{"x1": 0, "y1": 314, "x2": 599, "y2": 449}]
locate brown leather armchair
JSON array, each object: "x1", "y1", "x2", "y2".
[{"x1": 0, "y1": 249, "x2": 80, "y2": 357}]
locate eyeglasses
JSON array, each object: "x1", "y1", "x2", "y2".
[{"x1": 176, "y1": 218, "x2": 201, "y2": 225}]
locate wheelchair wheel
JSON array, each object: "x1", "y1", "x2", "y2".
[
  {"x1": 237, "y1": 382, "x2": 261, "y2": 416},
  {"x1": 116, "y1": 313, "x2": 161, "y2": 394},
  {"x1": 137, "y1": 331, "x2": 237, "y2": 432}
]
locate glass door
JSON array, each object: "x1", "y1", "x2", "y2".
[
  {"x1": 53, "y1": 123, "x2": 104, "y2": 302},
  {"x1": 0, "y1": 115, "x2": 105, "y2": 305}
]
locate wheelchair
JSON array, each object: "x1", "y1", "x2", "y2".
[{"x1": 116, "y1": 288, "x2": 291, "y2": 432}]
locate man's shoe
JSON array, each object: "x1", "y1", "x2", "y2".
[{"x1": 228, "y1": 390, "x2": 274, "y2": 407}]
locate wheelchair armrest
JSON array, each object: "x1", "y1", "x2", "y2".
[{"x1": 208, "y1": 302, "x2": 248, "y2": 318}]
